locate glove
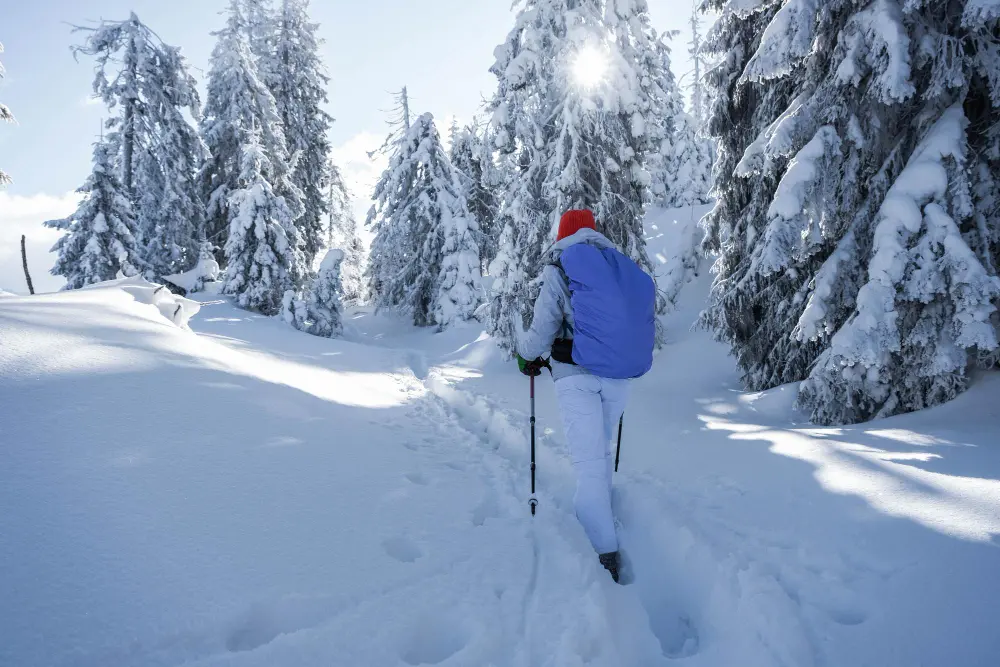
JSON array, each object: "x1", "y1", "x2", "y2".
[{"x1": 517, "y1": 355, "x2": 546, "y2": 377}]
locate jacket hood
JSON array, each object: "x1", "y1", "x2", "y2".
[{"x1": 543, "y1": 228, "x2": 619, "y2": 264}]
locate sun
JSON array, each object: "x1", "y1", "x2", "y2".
[{"x1": 572, "y1": 44, "x2": 609, "y2": 89}]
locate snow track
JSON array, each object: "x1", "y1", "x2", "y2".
[
  {"x1": 415, "y1": 363, "x2": 827, "y2": 667},
  {"x1": 417, "y1": 365, "x2": 705, "y2": 665}
]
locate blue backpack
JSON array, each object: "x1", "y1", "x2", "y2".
[{"x1": 556, "y1": 243, "x2": 656, "y2": 379}]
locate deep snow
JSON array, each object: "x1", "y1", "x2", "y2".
[{"x1": 1, "y1": 205, "x2": 999, "y2": 667}]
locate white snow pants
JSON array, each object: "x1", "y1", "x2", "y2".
[{"x1": 554, "y1": 374, "x2": 630, "y2": 555}]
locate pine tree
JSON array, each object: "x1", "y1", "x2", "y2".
[
  {"x1": 223, "y1": 128, "x2": 304, "y2": 314},
  {"x1": 688, "y1": 5, "x2": 706, "y2": 129},
  {"x1": 1, "y1": 42, "x2": 15, "y2": 186},
  {"x1": 244, "y1": 0, "x2": 275, "y2": 60},
  {"x1": 283, "y1": 248, "x2": 345, "y2": 337},
  {"x1": 449, "y1": 122, "x2": 501, "y2": 272},
  {"x1": 701, "y1": 0, "x2": 1000, "y2": 424},
  {"x1": 269, "y1": 0, "x2": 334, "y2": 267},
  {"x1": 327, "y1": 160, "x2": 365, "y2": 302},
  {"x1": 366, "y1": 110, "x2": 482, "y2": 328},
  {"x1": 46, "y1": 141, "x2": 146, "y2": 289},
  {"x1": 200, "y1": 0, "x2": 303, "y2": 265},
  {"x1": 133, "y1": 129, "x2": 206, "y2": 279},
  {"x1": 644, "y1": 34, "x2": 712, "y2": 209},
  {"x1": 659, "y1": 109, "x2": 713, "y2": 208},
  {"x1": 72, "y1": 14, "x2": 205, "y2": 277},
  {"x1": 487, "y1": 0, "x2": 668, "y2": 352}
]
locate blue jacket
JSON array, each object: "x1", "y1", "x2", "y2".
[{"x1": 517, "y1": 229, "x2": 622, "y2": 382}]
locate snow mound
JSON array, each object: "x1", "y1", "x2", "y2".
[
  {"x1": 86, "y1": 276, "x2": 201, "y2": 328},
  {"x1": 161, "y1": 256, "x2": 221, "y2": 294}
]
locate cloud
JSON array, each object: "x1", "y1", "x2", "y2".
[
  {"x1": 0, "y1": 191, "x2": 80, "y2": 294},
  {"x1": 331, "y1": 130, "x2": 387, "y2": 223}
]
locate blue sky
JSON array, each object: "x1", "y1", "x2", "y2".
[{"x1": 0, "y1": 0, "x2": 710, "y2": 292}]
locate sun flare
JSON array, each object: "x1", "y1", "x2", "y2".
[{"x1": 572, "y1": 45, "x2": 609, "y2": 89}]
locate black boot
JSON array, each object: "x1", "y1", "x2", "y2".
[{"x1": 599, "y1": 551, "x2": 621, "y2": 583}]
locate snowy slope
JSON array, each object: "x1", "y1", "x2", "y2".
[{"x1": 2, "y1": 206, "x2": 999, "y2": 667}]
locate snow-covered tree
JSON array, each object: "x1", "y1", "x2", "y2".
[
  {"x1": 645, "y1": 34, "x2": 712, "y2": 208},
  {"x1": 486, "y1": 0, "x2": 669, "y2": 351},
  {"x1": 200, "y1": 0, "x2": 303, "y2": 265},
  {"x1": 688, "y1": 5, "x2": 706, "y2": 129},
  {"x1": 72, "y1": 14, "x2": 205, "y2": 277},
  {"x1": 366, "y1": 111, "x2": 482, "y2": 328},
  {"x1": 700, "y1": 0, "x2": 1000, "y2": 424},
  {"x1": 659, "y1": 109, "x2": 713, "y2": 208},
  {"x1": 450, "y1": 122, "x2": 501, "y2": 272},
  {"x1": 134, "y1": 132, "x2": 206, "y2": 279},
  {"x1": 223, "y1": 128, "x2": 304, "y2": 315},
  {"x1": 268, "y1": 0, "x2": 334, "y2": 267},
  {"x1": 327, "y1": 160, "x2": 365, "y2": 302},
  {"x1": 244, "y1": 0, "x2": 275, "y2": 59},
  {"x1": 283, "y1": 248, "x2": 345, "y2": 337},
  {"x1": 46, "y1": 141, "x2": 146, "y2": 289},
  {"x1": 1, "y1": 42, "x2": 15, "y2": 186}
]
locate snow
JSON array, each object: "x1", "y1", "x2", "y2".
[
  {"x1": 2, "y1": 206, "x2": 1000, "y2": 666},
  {"x1": 965, "y1": 0, "x2": 1000, "y2": 24},
  {"x1": 751, "y1": 126, "x2": 840, "y2": 277},
  {"x1": 859, "y1": 0, "x2": 917, "y2": 103},
  {"x1": 816, "y1": 106, "x2": 999, "y2": 387},
  {"x1": 162, "y1": 256, "x2": 222, "y2": 294},
  {"x1": 742, "y1": 0, "x2": 818, "y2": 82}
]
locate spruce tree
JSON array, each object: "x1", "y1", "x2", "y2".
[
  {"x1": 244, "y1": 0, "x2": 276, "y2": 60},
  {"x1": 46, "y1": 141, "x2": 146, "y2": 289},
  {"x1": 200, "y1": 0, "x2": 303, "y2": 265},
  {"x1": 487, "y1": 0, "x2": 668, "y2": 352},
  {"x1": 644, "y1": 34, "x2": 712, "y2": 209},
  {"x1": 269, "y1": 0, "x2": 334, "y2": 267},
  {"x1": 659, "y1": 109, "x2": 713, "y2": 208},
  {"x1": 450, "y1": 122, "x2": 501, "y2": 273},
  {"x1": 1, "y1": 42, "x2": 14, "y2": 186},
  {"x1": 688, "y1": 5, "x2": 706, "y2": 129},
  {"x1": 701, "y1": 0, "x2": 1000, "y2": 424},
  {"x1": 72, "y1": 14, "x2": 205, "y2": 277},
  {"x1": 327, "y1": 160, "x2": 365, "y2": 302},
  {"x1": 283, "y1": 249, "x2": 345, "y2": 337},
  {"x1": 366, "y1": 110, "x2": 482, "y2": 328},
  {"x1": 224, "y1": 128, "x2": 304, "y2": 314}
]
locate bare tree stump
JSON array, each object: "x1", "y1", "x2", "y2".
[{"x1": 21, "y1": 234, "x2": 35, "y2": 295}]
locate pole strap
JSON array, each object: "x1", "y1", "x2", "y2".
[{"x1": 615, "y1": 414, "x2": 624, "y2": 473}]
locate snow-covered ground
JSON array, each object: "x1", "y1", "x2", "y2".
[{"x1": 2, "y1": 206, "x2": 999, "y2": 667}]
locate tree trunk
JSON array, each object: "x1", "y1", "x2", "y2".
[
  {"x1": 121, "y1": 27, "x2": 139, "y2": 195},
  {"x1": 20, "y1": 235, "x2": 35, "y2": 295}
]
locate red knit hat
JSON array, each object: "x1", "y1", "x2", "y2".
[{"x1": 557, "y1": 209, "x2": 597, "y2": 241}]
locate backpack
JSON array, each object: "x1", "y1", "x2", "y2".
[{"x1": 555, "y1": 243, "x2": 656, "y2": 379}]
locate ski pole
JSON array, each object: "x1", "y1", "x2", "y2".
[
  {"x1": 529, "y1": 374, "x2": 538, "y2": 515},
  {"x1": 615, "y1": 414, "x2": 624, "y2": 473}
]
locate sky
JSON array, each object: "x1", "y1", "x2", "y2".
[{"x1": 0, "y1": 0, "x2": 712, "y2": 293}]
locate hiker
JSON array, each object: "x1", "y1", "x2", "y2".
[{"x1": 516, "y1": 209, "x2": 656, "y2": 583}]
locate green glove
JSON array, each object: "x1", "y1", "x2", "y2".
[{"x1": 518, "y1": 355, "x2": 545, "y2": 377}]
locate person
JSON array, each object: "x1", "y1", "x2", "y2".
[{"x1": 516, "y1": 209, "x2": 655, "y2": 583}]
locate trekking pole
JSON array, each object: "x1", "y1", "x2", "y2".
[
  {"x1": 529, "y1": 374, "x2": 538, "y2": 516},
  {"x1": 614, "y1": 414, "x2": 624, "y2": 473}
]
